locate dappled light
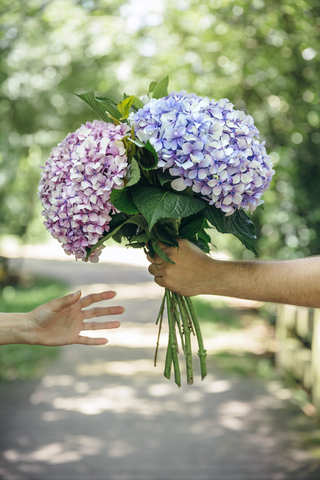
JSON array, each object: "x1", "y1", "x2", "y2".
[
  {"x1": 1, "y1": 256, "x2": 320, "y2": 478},
  {"x1": 2, "y1": 254, "x2": 319, "y2": 477},
  {"x1": 76, "y1": 359, "x2": 158, "y2": 377},
  {"x1": 2, "y1": 353, "x2": 318, "y2": 478}
]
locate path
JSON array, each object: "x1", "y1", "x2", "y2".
[{"x1": 0, "y1": 246, "x2": 320, "y2": 480}]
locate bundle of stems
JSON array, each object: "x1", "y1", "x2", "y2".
[{"x1": 154, "y1": 289, "x2": 207, "y2": 387}]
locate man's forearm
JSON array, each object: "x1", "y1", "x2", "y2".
[{"x1": 205, "y1": 256, "x2": 320, "y2": 308}]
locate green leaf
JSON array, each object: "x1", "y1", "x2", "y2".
[
  {"x1": 128, "y1": 137, "x2": 145, "y2": 148},
  {"x1": 138, "y1": 140, "x2": 158, "y2": 170},
  {"x1": 156, "y1": 169, "x2": 173, "y2": 186},
  {"x1": 149, "y1": 81, "x2": 158, "y2": 93},
  {"x1": 133, "y1": 96, "x2": 144, "y2": 109},
  {"x1": 109, "y1": 212, "x2": 128, "y2": 229},
  {"x1": 152, "y1": 76, "x2": 169, "y2": 99},
  {"x1": 126, "y1": 158, "x2": 141, "y2": 187},
  {"x1": 112, "y1": 229, "x2": 124, "y2": 244},
  {"x1": 117, "y1": 96, "x2": 134, "y2": 119},
  {"x1": 95, "y1": 97, "x2": 122, "y2": 120},
  {"x1": 110, "y1": 188, "x2": 139, "y2": 214},
  {"x1": 127, "y1": 214, "x2": 149, "y2": 230},
  {"x1": 128, "y1": 242, "x2": 146, "y2": 249},
  {"x1": 155, "y1": 224, "x2": 179, "y2": 247},
  {"x1": 132, "y1": 186, "x2": 206, "y2": 230},
  {"x1": 204, "y1": 204, "x2": 257, "y2": 255},
  {"x1": 128, "y1": 138, "x2": 158, "y2": 169},
  {"x1": 75, "y1": 92, "x2": 113, "y2": 123},
  {"x1": 198, "y1": 229, "x2": 211, "y2": 245},
  {"x1": 121, "y1": 223, "x2": 141, "y2": 241},
  {"x1": 129, "y1": 233, "x2": 149, "y2": 244},
  {"x1": 179, "y1": 213, "x2": 204, "y2": 239},
  {"x1": 189, "y1": 237, "x2": 210, "y2": 254},
  {"x1": 96, "y1": 96, "x2": 117, "y2": 106},
  {"x1": 202, "y1": 218, "x2": 211, "y2": 229},
  {"x1": 86, "y1": 214, "x2": 148, "y2": 260},
  {"x1": 151, "y1": 239, "x2": 175, "y2": 264}
]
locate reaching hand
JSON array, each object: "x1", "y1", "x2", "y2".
[{"x1": 27, "y1": 290, "x2": 123, "y2": 346}]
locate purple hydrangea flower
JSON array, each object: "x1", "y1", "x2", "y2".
[
  {"x1": 132, "y1": 90, "x2": 274, "y2": 215},
  {"x1": 38, "y1": 120, "x2": 130, "y2": 262}
]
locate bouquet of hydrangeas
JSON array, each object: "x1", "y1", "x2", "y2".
[{"x1": 39, "y1": 76, "x2": 274, "y2": 387}]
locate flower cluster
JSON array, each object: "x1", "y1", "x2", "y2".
[
  {"x1": 38, "y1": 120, "x2": 130, "y2": 261},
  {"x1": 132, "y1": 90, "x2": 274, "y2": 215}
]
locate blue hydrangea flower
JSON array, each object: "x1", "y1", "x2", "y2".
[{"x1": 131, "y1": 90, "x2": 274, "y2": 215}]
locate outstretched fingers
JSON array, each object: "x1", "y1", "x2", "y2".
[
  {"x1": 79, "y1": 291, "x2": 117, "y2": 309},
  {"x1": 82, "y1": 320, "x2": 121, "y2": 330},
  {"x1": 82, "y1": 306, "x2": 124, "y2": 320},
  {"x1": 77, "y1": 335, "x2": 109, "y2": 346},
  {"x1": 49, "y1": 290, "x2": 82, "y2": 313}
]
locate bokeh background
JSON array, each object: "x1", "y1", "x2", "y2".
[
  {"x1": 2, "y1": 3, "x2": 320, "y2": 477},
  {"x1": 0, "y1": 0, "x2": 319, "y2": 261}
]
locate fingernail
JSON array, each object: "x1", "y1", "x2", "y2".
[
  {"x1": 73, "y1": 290, "x2": 82, "y2": 297},
  {"x1": 122, "y1": 307, "x2": 126, "y2": 312}
]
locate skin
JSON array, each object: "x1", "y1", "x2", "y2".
[
  {"x1": 0, "y1": 290, "x2": 123, "y2": 346},
  {"x1": 147, "y1": 239, "x2": 320, "y2": 308}
]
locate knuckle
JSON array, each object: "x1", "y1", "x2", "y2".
[{"x1": 92, "y1": 307, "x2": 99, "y2": 317}]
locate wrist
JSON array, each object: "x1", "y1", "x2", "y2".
[
  {"x1": 0, "y1": 312, "x2": 31, "y2": 345},
  {"x1": 202, "y1": 257, "x2": 237, "y2": 297}
]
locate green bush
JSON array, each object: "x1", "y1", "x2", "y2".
[{"x1": 1, "y1": 0, "x2": 320, "y2": 261}]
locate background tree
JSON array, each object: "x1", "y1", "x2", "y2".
[{"x1": 0, "y1": 0, "x2": 319, "y2": 261}]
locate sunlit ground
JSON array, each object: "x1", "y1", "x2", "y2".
[{"x1": 1, "y1": 244, "x2": 320, "y2": 479}]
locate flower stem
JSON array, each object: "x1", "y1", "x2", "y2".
[
  {"x1": 185, "y1": 296, "x2": 207, "y2": 380},
  {"x1": 175, "y1": 293, "x2": 194, "y2": 385},
  {"x1": 166, "y1": 289, "x2": 181, "y2": 387},
  {"x1": 172, "y1": 293, "x2": 185, "y2": 354},
  {"x1": 156, "y1": 293, "x2": 166, "y2": 326},
  {"x1": 164, "y1": 333, "x2": 172, "y2": 380},
  {"x1": 155, "y1": 290, "x2": 206, "y2": 386},
  {"x1": 154, "y1": 292, "x2": 165, "y2": 367}
]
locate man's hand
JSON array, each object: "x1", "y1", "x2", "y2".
[{"x1": 147, "y1": 239, "x2": 215, "y2": 296}]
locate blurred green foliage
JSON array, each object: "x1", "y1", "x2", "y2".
[
  {"x1": 0, "y1": 277, "x2": 67, "y2": 313},
  {"x1": 0, "y1": 0, "x2": 319, "y2": 259},
  {"x1": 0, "y1": 276, "x2": 67, "y2": 381}
]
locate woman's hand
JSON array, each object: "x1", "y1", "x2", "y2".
[{"x1": 25, "y1": 290, "x2": 123, "y2": 346}]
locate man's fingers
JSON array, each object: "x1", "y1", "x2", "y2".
[
  {"x1": 82, "y1": 306, "x2": 124, "y2": 320},
  {"x1": 82, "y1": 320, "x2": 121, "y2": 330},
  {"x1": 148, "y1": 264, "x2": 161, "y2": 276},
  {"x1": 154, "y1": 276, "x2": 166, "y2": 288},
  {"x1": 80, "y1": 291, "x2": 117, "y2": 308},
  {"x1": 157, "y1": 241, "x2": 174, "y2": 252},
  {"x1": 77, "y1": 336, "x2": 108, "y2": 346},
  {"x1": 146, "y1": 253, "x2": 163, "y2": 264}
]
